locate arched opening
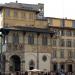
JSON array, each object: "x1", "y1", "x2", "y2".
[
  {"x1": 67, "y1": 64, "x2": 72, "y2": 72},
  {"x1": 29, "y1": 60, "x2": 35, "y2": 70},
  {"x1": 10, "y1": 55, "x2": 21, "y2": 72}
]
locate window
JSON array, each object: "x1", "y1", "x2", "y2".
[
  {"x1": 61, "y1": 19, "x2": 65, "y2": 27},
  {"x1": 28, "y1": 33, "x2": 34, "y2": 44},
  {"x1": 21, "y1": 11, "x2": 26, "y2": 19},
  {"x1": 60, "y1": 64, "x2": 64, "y2": 70},
  {"x1": 48, "y1": 19, "x2": 53, "y2": 26},
  {"x1": 5, "y1": 8, "x2": 10, "y2": 17},
  {"x1": 73, "y1": 40, "x2": 75, "y2": 47},
  {"x1": 73, "y1": 50, "x2": 75, "y2": 58},
  {"x1": 57, "y1": 30, "x2": 60, "y2": 36},
  {"x1": 42, "y1": 34, "x2": 48, "y2": 45},
  {"x1": 66, "y1": 30, "x2": 72, "y2": 36},
  {"x1": 14, "y1": 9, "x2": 18, "y2": 17},
  {"x1": 42, "y1": 55, "x2": 47, "y2": 62},
  {"x1": 60, "y1": 49, "x2": 64, "y2": 58},
  {"x1": 29, "y1": 13, "x2": 34, "y2": 19},
  {"x1": 72, "y1": 21, "x2": 75, "y2": 28},
  {"x1": 54, "y1": 29, "x2": 60, "y2": 36},
  {"x1": 60, "y1": 30, "x2": 65, "y2": 36},
  {"x1": 66, "y1": 39, "x2": 72, "y2": 47},
  {"x1": 51, "y1": 50, "x2": 57, "y2": 58},
  {"x1": 73, "y1": 31, "x2": 75, "y2": 36},
  {"x1": 52, "y1": 39, "x2": 57, "y2": 46},
  {"x1": 68, "y1": 50, "x2": 72, "y2": 58},
  {"x1": 59, "y1": 39, "x2": 65, "y2": 47},
  {"x1": 13, "y1": 32, "x2": 19, "y2": 44},
  {"x1": 53, "y1": 63, "x2": 57, "y2": 71}
]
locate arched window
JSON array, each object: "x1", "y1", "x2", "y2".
[
  {"x1": 29, "y1": 60, "x2": 35, "y2": 70},
  {"x1": 42, "y1": 34, "x2": 48, "y2": 45},
  {"x1": 12, "y1": 32, "x2": 19, "y2": 44},
  {"x1": 28, "y1": 33, "x2": 34, "y2": 44}
]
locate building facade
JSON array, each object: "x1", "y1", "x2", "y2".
[{"x1": 0, "y1": 2, "x2": 75, "y2": 73}]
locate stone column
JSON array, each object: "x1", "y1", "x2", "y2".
[
  {"x1": 65, "y1": 64, "x2": 67, "y2": 72},
  {"x1": 50, "y1": 62, "x2": 53, "y2": 71},
  {"x1": 57, "y1": 63, "x2": 60, "y2": 71},
  {"x1": 5, "y1": 61, "x2": 10, "y2": 72},
  {"x1": 21, "y1": 60, "x2": 25, "y2": 72},
  {"x1": 72, "y1": 64, "x2": 75, "y2": 72}
]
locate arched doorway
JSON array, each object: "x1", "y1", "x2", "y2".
[
  {"x1": 29, "y1": 60, "x2": 35, "y2": 70},
  {"x1": 10, "y1": 55, "x2": 21, "y2": 72}
]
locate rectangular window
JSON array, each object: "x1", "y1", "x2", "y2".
[
  {"x1": 60, "y1": 30, "x2": 65, "y2": 36},
  {"x1": 52, "y1": 39, "x2": 57, "y2": 46},
  {"x1": 61, "y1": 19, "x2": 65, "y2": 27},
  {"x1": 53, "y1": 63, "x2": 57, "y2": 71},
  {"x1": 42, "y1": 34, "x2": 48, "y2": 45},
  {"x1": 59, "y1": 39, "x2": 65, "y2": 47},
  {"x1": 28, "y1": 33, "x2": 34, "y2": 45},
  {"x1": 14, "y1": 9, "x2": 18, "y2": 17},
  {"x1": 73, "y1": 50, "x2": 75, "y2": 58},
  {"x1": 60, "y1": 49, "x2": 64, "y2": 58},
  {"x1": 66, "y1": 39, "x2": 72, "y2": 47},
  {"x1": 57, "y1": 30, "x2": 60, "y2": 36},
  {"x1": 48, "y1": 19, "x2": 53, "y2": 26},
  {"x1": 54, "y1": 29, "x2": 60, "y2": 36},
  {"x1": 66, "y1": 30, "x2": 72, "y2": 36},
  {"x1": 73, "y1": 31, "x2": 75, "y2": 36},
  {"x1": 29, "y1": 13, "x2": 34, "y2": 19},
  {"x1": 21, "y1": 11, "x2": 26, "y2": 19},
  {"x1": 51, "y1": 50, "x2": 57, "y2": 58},
  {"x1": 73, "y1": 40, "x2": 75, "y2": 47},
  {"x1": 5, "y1": 8, "x2": 10, "y2": 17},
  {"x1": 72, "y1": 21, "x2": 75, "y2": 28},
  {"x1": 13, "y1": 32, "x2": 19, "y2": 44},
  {"x1": 68, "y1": 50, "x2": 72, "y2": 58}
]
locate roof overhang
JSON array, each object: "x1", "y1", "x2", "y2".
[{"x1": 0, "y1": 27, "x2": 55, "y2": 35}]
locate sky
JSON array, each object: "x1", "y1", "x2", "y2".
[{"x1": 0, "y1": 0, "x2": 75, "y2": 19}]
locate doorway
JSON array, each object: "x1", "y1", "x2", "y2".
[
  {"x1": 10, "y1": 55, "x2": 21, "y2": 72},
  {"x1": 53, "y1": 63, "x2": 57, "y2": 71},
  {"x1": 67, "y1": 64, "x2": 72, "y2": 72}
]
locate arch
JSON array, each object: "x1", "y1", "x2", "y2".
[
  {"x1": 29, "y1": 60, "x2": 35, "y2": 70},
  {"x1": 10, "y1": 55, "x2": 21, "y2": 72}
]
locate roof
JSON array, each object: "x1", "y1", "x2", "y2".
[
  {"x1": 0, "y1": 2, "x2": 40, "y2": 13},
  {"x1": 46, "y1": 17, "x2": 75, "y2": 21}
]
